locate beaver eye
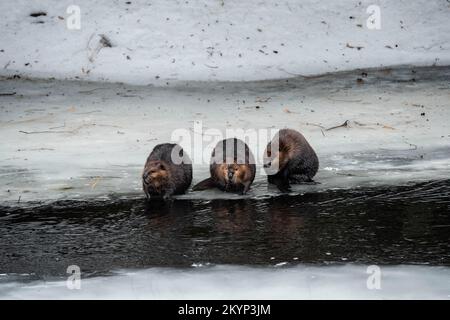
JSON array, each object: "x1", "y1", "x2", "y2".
[{"x1": 267, "y1": 151, "x2": 272, "y2": 157}]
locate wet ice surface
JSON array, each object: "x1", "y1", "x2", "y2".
[
  {"x1": 1, "y1": 146, "x2": 449, "y2": 206},
  {"x1": 0, "y1": 66, "x2": 449, "y2": 205}
]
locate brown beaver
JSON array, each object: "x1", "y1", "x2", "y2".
[
  {"x1": 142, "y1": 143, "x2": 192, "y2": 199},
  {"x1": 193, "y1": 138, "x2": 256, "y2": 195},
  {"x1": 263, "y1": 129, "x2": 319, "y2": 192}
]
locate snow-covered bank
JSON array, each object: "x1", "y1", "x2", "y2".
[
  {"x1": 0, "y1": 66, "x2": 449, "y2": 205},
  {"x1": 1, "y1": 0, "x2": 449, "y2": 85},
  {"x1": 1, "y1": 264, "x2": 449, "y2": 299}
]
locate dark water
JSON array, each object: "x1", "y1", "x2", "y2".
[{"x1": 0, "y1": 180, "x2": 449, "y2": 279}]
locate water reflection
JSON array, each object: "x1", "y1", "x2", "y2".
[{"x1": 0, "y1": 180, "x2": 449, "y2": 278}]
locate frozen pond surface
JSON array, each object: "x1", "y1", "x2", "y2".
[{"x1": 0, "y1": 66, "x2": 449, "y2": 205}]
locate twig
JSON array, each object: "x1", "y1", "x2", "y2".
[
  {"x1": 0, "y1": 92, "x2": 16, "y2": 96},
  {"x1": 277, "y1": 67, "x2": 308, "y2": 77},
  {"x1": 326, "y1": 120, "x2": 350, "y2": 131},
  {"x1": 405, "y1": 141, "x2": 418, "y2": 150},
  {"x1": 353, "y1": 121, "x2": 367, "y2": 127},
  {"x1": 302, "y1": 122, "x2": 326, "y2": 136},
  {"x1": 19, "y1": 130, "x2": 72, "y2": 134},
  {"x1": 17, "y1": 148, "x2": 55, "y2": 151},
  {"x1": 379, "y1": 140, "x2": 417, "y2": 151},
  {"x1": 75, "y1": 110, "x2": 102, "y2": 114},
  {"x1": 96, "y1": 124, "x2": 122, "y2": 128},
  {"x1": 346, "y1": 43, "x2": 364, "y2": 50},
  {"x1": 19, "y1": 122, "x2": 120, "y2": 135},
  {"x1": 327, "y1": 97, "x2": 362, "y2": 103},
  {"x1": 304, "y1": 122, "x2": 325, "y2": 129},
  {"x1": 78, "y1": 88, "x2": 107, "y2": 94},
  {"x1": 255, "y1": 97, "x2": 271, "y2": 103},
  {"x1": 99, "y1": 34, "x2": 113, "y2": 48},
  {"x1": 88, "y1": 34, "x2": 113, "y2": 62}
]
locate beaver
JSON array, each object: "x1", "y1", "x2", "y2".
[
  {"x1": 193, "y1": 138, "x2": 256, "y2": 195},
  {"x1": 142, "y1": 143, "x2": 192, "y2": 199},
  {"x1": 263, "y1": 129, "x2": 319, "y2": 192}
]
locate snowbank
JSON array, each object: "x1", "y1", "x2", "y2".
[
  {"x1": 0, "y1": 0, "x2": 449, "y2": 84},
  {"x1": 1, "y1": 264, "x2": 450, "y2": 299}
]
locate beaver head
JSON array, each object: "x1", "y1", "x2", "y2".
[
  {"x1": 142, "y1": 160, "x2": 169, "y2": 193},
  {"x1": 263, "y1": 141, "x2": 289, "y2": 174},
  {"x1": 215, "y1": 162, "x2": 253, "y2": 191},
  {"x1": 218, "y1": 162, "x2": 252, "y2": 189}
]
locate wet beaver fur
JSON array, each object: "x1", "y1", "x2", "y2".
[
  {"x1": 193, "y1": 138, "x2": 256, "y2": 195},
  {"x1": 263, "y1": 129, "x2": 318, "y2": 192},
  {"x1": 142, "y1": 143, "x2": 192, "y2": 199}
]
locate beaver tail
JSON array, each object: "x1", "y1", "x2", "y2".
[{"x1": 192, "y1": 177, "x2": 216, "y2": 191}]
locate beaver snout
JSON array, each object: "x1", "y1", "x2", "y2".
[{"x1": 143, "y1": 171, "x2": 150, "y2": 182}]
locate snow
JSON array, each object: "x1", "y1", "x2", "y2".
[
  {"x1": 0, "y1": 0, "x2": 449, "y2": 85},
  {"x1": 1, "y1": 67, "x2": 449, "y2": 205},
  {"x1": 1, "y1": 264, "x2": 450, "y2": 299}
]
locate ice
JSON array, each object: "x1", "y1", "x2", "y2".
[
  {"x1": 1, "y1": 265, "x2": 449, "y2": 299},
  {"x1": 0, "y1": 1, "x2": 449, "y2": 84},
  {"x1": 0, "y1": 67, "x2": 449, "y2": 205}
]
